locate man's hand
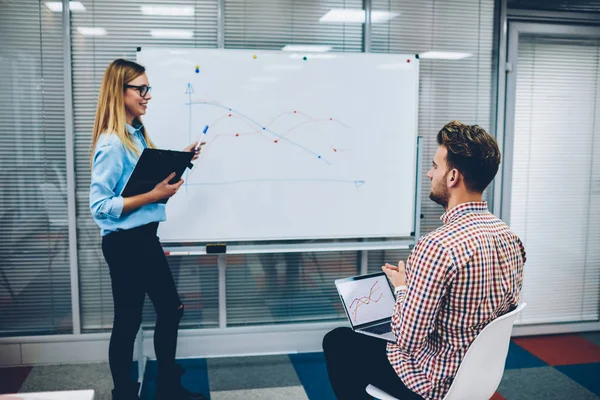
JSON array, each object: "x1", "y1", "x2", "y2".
[{"x1": 382, "y1": 261, "x2": 407, "y2": 288}]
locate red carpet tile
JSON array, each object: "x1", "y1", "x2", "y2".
[
  {"x1": 513, "y1": 334, "x2": 600, "y2": 366},
  {"x1": 0, "y1": 366, "x2": 32, "y2": 394},
  {"x1": 490, "y1": 391, "x2": 506, "y2": 400}
]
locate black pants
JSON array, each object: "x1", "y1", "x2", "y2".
[
  {"x1": 323, "y1": 327, "x2": 423, "y2": 400},
  {"x1": 102, "y1": 222, "x2": 183, "y2": 392}
]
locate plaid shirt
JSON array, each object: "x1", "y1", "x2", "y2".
[{"x1": 387, "y1": 202, "x2": 525, "y2": 399}]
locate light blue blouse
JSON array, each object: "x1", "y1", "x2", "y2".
[{"x1": 89, "y1": 123, "x2": 166, "y2": 236}]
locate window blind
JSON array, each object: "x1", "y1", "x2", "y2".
[
  {"x1": 0, "y1": 0, "x2": 72, "y2": 336},
  {"x1": 510, "y1": 37, "x2": 600, "y2": 324},
  {"x1": 226, "y1": 252, "x2": 359, "y2": 326},
  {"x1": 372, "y1": 0, "x2": 495, "y2": 233},
  {"x1": 224, "y1": 0, "x2": 363, "y2": 52}
]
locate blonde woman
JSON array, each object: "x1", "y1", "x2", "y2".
[{"x1": 90, "y1": 59, "x2": 205, "y2": 400}]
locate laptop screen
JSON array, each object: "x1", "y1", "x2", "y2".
[{"x1": 336, "y1": 273, "x2": 396, "y2": 328}]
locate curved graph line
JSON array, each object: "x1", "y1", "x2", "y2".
[
  {"x1": 284, "y1": 118, "x2": 351, "y2": 151},
  {"x1": 195, "y1": 114, "x2": 352, "y2": 152},
  {"x1": 348, "y1": 280, "x2": 384, "y2": 322},
  {"x1": 266, "y1": 110, "x2": 352, "y2": 149},
  {"x1": 188, "y1": 100, "x2": 332, "y2": 165}
]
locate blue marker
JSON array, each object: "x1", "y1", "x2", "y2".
[{"x1": 195, "y1": 125, "x2": 209, "y2": 151}]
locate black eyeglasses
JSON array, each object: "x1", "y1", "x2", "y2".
[{"x1": 124, "y1": 84, "x2": 152, "y2": 97}]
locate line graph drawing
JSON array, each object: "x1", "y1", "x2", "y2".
[
  {"x1": 348, "y1": 280, "x2": 384, "y2": 323},
  {"x1": 183, "y1": 82, "x2": 366, "y2": 190},
  {"x1": 187, "y1": 83, "x2": 334, "y2": 164}
]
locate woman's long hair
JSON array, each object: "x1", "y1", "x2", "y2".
[{"x1": 89, "y1": 58, "x2": 156, "y2": 167}]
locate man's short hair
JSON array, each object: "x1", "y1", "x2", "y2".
[{"x1": 437, "y1": 121, "x2": 501, "y2": 192}]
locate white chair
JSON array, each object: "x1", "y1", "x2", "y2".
[{"x1": 366, "y1": 303, "x2": 526, "y2": 400}]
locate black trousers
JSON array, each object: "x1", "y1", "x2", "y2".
[
  {"x1": 102, "y1": 222, "x2": 183, "y2": 392},
  {"x1": 323, "y1": 327, "x2": 423, "y2": 400}
]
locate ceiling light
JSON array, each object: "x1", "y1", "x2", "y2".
[
  {"x1": 140, "y1": 5, "x2": 194, "y2": 16},
  {"x1": 281, "y1": 45, "x2": 332, "y2": 52},
  {"x1": 419, "y1": 51, "x2": 473, "y2": 60},
  {"x1": 371, "y1": 11, "x2": 399, "y2": 23},
  {"x1": 45, "y1": 1, "x2": 86, "y2": 12},
  {"x1": 77, "y1": 27, "x2": 107, "y2": 36},
  {"x1": 150, "y1": 29, "x2": 194, "y2": 39},
  {"x1": 320, "y1": 9, "x2": 399, "y2": 23}
]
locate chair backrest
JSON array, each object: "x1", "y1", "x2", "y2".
[{"x1": 443, "y1": 303, "x2": 526, "y2": 400}]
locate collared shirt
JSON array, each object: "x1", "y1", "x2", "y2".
[
  {"x1": 387, "y1": 201, "x2": 526, "y2": 400},
  {"x1": 89, "y1": 122, "x2": 166, "y2": 236}
]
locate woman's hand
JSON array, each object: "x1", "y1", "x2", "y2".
[
  {"x1": 184, "y1": 141, "x2": 206, "y2": 161},
  {"x1": 151, "y1": 172, "x2": 184, "y2": 201},
  {"x1": 123, "y1": 172, "x2": 183, "y2": 212}
]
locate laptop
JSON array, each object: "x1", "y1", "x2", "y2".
[{"x1": 335, "y1": 272, "x2": 396, "y2": 343}]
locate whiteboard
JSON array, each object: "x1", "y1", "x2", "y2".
[{"x1": 137, "y1": 48, "x2": 419, "y2": 242}]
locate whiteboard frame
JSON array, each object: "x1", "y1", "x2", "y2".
[{"x1": 137, "y1": 47, "x2": 420, "y2": 245}]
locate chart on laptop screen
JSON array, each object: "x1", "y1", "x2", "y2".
[{"x1": 337, "y1": 276, "x2": 396, "y2": 326}]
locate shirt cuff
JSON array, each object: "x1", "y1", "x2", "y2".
[
  {"x1": 107, "y1": 196, "x2": 124, "y2": 219},
  {"x1": 394, "y1": 285, "x2": 407, "y2": 295}
]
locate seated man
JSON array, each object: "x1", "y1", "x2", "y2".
[{"x1": 323, "y1": 121, "x2": 526, "y2": 400}]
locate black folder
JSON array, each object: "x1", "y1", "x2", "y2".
[{"x1": 121, "y1": 148, "x2": 194, "y2": 204}]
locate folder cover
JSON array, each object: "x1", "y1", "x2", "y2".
[{"x1": 121, "y1": 148, "x2": 194, "y2": 204}]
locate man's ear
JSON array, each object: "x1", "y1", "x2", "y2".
[{"x1": 447, "y1": 169, "x2": 460, "y2": 188}]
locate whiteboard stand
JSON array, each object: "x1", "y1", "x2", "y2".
[{"x1": 218, "y1": 254, "x2": 227, "y2": 328}]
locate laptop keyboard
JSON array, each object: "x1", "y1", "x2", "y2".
[{"x1": 362, "y1": 322, "x2": 392, "y2": 334}]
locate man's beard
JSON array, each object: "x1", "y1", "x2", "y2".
[{"x1": 429, "y1": 181, "x2": 449, "y2": 208}]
